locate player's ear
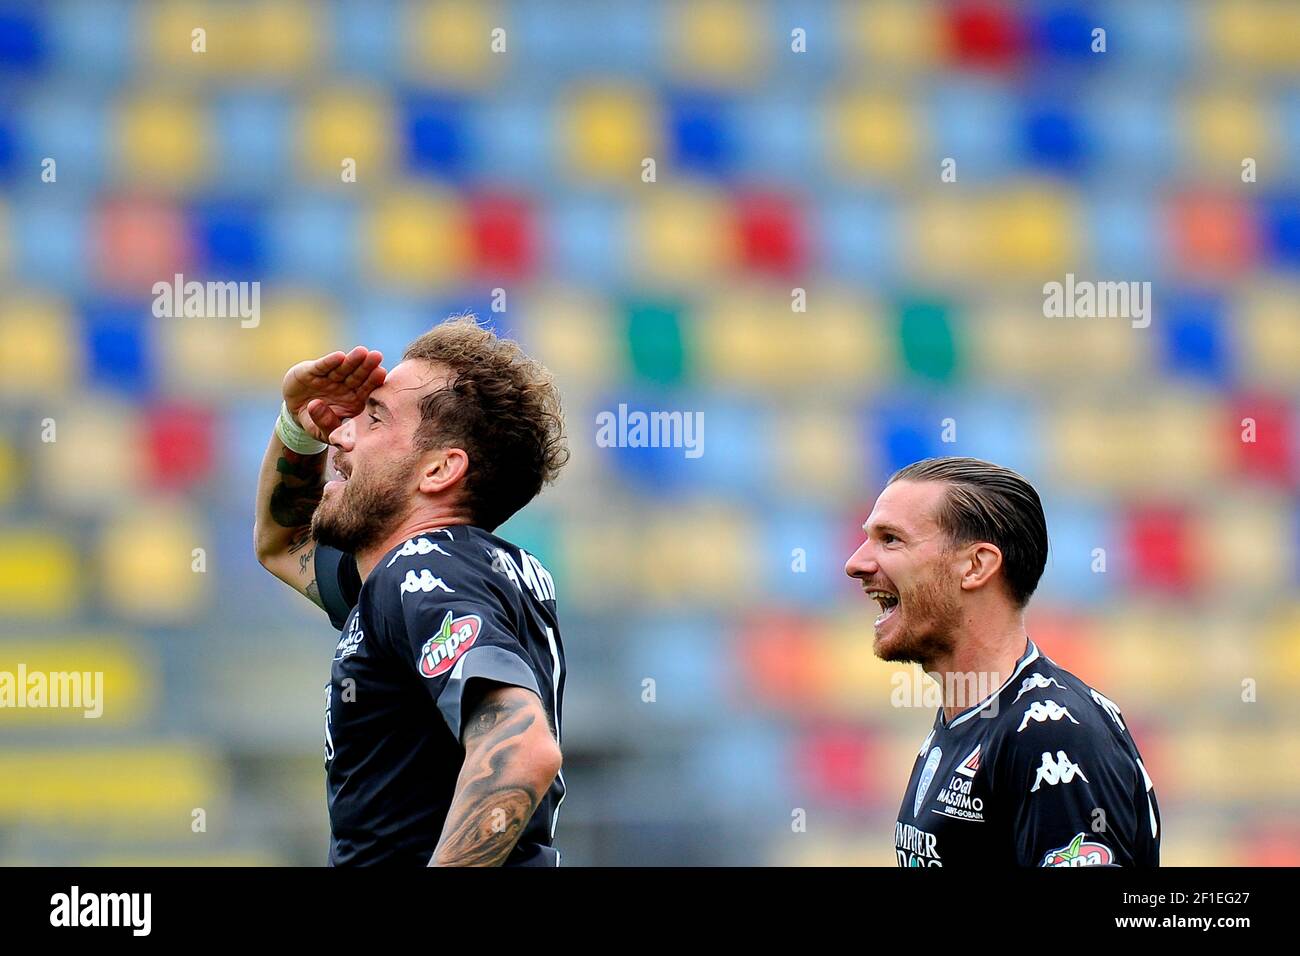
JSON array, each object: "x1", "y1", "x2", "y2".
[
  {"x1": 959, "y1": 542, "x2": 1004, "y2": 593},
  {"x1": 418, "y1": 447, "x2": 469, "y2": 496}
]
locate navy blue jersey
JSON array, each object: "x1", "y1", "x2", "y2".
[
  {"x1": 314, "y1": 526, "x2": 566, "y2": 866},
  {"x1": 895, "y1": 639, "x2": 1160, "y2": 867}
]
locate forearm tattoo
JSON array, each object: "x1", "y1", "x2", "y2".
[
  {"x1": 431, "y1": 695, "x2": 551, "y2": 867},
  {"x1": 268, "y1": 450, "x2": 326, "y2": 528}
]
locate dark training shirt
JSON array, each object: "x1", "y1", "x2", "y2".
[
  {"x1": 315, "y1": 526, "x2": 566, "y2": 866},
  {"x1": 895, "y1": 640, "x2": 1160, "y2": 867}
]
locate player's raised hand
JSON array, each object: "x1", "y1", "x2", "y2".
[{"x1": 282, "y1": 347, "x2": 387, "y2": 442}]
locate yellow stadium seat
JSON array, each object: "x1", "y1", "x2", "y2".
[
  {"x1": 778, "y1": 830, "x2": 895, "y2": 867},
  {"x1": 989, "y1": 185, "x2": 1080, "y2": 277},
  {"x1": 1182, "y1": 90, "x2": 1276, "y2": 177},
  {"x1": 0, "y1": 293, "x2": 76, "y2": 398},
  {"x1": 559, "y1": 86, "x2": 660, "y2": 183},
  {"x1": 1239, "y1": 282, "x2": 1300, "y2": 389},
  {"x1": 695, "y1": 285, "x2": 883, "y2": 392},
  {"x1": 1189, "y1": 492, "x2": 1294, "y2": 593},
  {"x1": 157, "y1": 316, "x2": 238, "y2": 396},
  {"x1": 364, "y1": 187, "x2": 469, "y2": 288},
  {"x1": 1172, "y1": 731, "x2": 1300, "y2": 801},
  {"x1": 114, "y1": 93, "x2": 210, "y2": 190},
  {"x1": 770, "y1": 406, "x2": 868, "y2": 501},
  {"x1": 1262, "y1": 603, "x2": 1300, "y2": 687},
  {"x1": 38, "y1": 401, "x2": 143, "y2": 509},
  {"x1": 816, "y1": 630, "x2": 899, "y2": 717},
  {"x1": 0, "y1": 746, "x2": 224, "y2": 827},
  {"x1": 639, "y1": 506, "x2": 755, "y2": 606},
  {"x1": 0, "y1": 437, "x2": 17, "y2": 507},
  {"x1": 846, "y1": 0, "x2": 942, "y2": 72},
  {"x1": 668, "y1": 0, "x2": 761, "y2": 86},
  {"x1": 141, "y1": 1, "x2": 318, "y2": 78},
  {"x1": 248, "y1": 1, "x2": 321, "y2": 77},
  {"x1": 0, "y1": 530, "x2": 78, "y2": 618},
  {"x1": 1202, "y1": 1, "x2": 1300, "y2": 72},
  {"x1": 1046, "y1": 394, "x2": 1225, "y2": 492},
  {"x1": 631, "y1": 186, "x2": 734, "y2": 285},
  {"x1": 299, "y1": 89, "x2": 395, "y2": 183},
  {"x1": 906, "y1": 195, "x2": 980, "y2": 280},
  {"x1": 825, "y1": 91, "x2": 923, "y2": 180},
  {"x1": 98, "y1": 503, "x2": 207, "y2": 620},
  {"x1": 140, "y1": 1, "x2": 226, "y2": 74},
  {"x1": 0, "y1": 637, "x2": 152, "y2": 724},
  {"x1": 557, "y1": 518, "x2": 638, "y2": 608},
  {"x1": 968, "y1": 298, "x2": 1151, "y2": 386},
  {"x1": 1090, "y1": 607, "x2": 1196, "y2": 705},
  {"x1": 525, "y1": 285, "x2": 623, "y2": 394},
  {"x1": 405, "y1": 0, "x2": 501, "y2": 87},
  {"x1": 235, "y1": 289, "x2": 339, "y2": 388}
]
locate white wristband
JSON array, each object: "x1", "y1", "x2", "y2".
[{"x1": 276, "y1": 401, "x2": 328, "y2": 455}]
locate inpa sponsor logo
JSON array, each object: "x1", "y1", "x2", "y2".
[
  {"x1": 418, "y1": 612, "x2": 481, "y2": 679},
  {"x1": 1041, "y1": 833, "x2": 1114, "y2": 867}
]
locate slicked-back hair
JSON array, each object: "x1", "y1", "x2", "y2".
[
  {"x1": 403, "y1": 315, "x2": 569, "y2": 531},
  {"x1": 888, "y1": 456, "x2": 1048, "y2": 608}
]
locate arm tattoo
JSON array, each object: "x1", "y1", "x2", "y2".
[
  {"x1": 431, "y1": 694, "x2": 551, "y2": 867},
  {"x1": 269, "y1": 450, "x2": 326, "y2": 529}
]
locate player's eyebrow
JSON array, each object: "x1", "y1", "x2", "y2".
[
  {"x1": 366, "y1": 396, "x2": 391, "y2": 418},
  {"x1": 864, "y1": 521, "x2": 908, "y2": 539}
]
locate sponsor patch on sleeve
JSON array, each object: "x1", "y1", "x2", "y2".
[{"x1": 417, "y1": 611, "x2": 481, "y2": 678}]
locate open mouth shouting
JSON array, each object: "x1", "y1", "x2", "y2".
[
  {"x1": 325, "y1": 457, "x2": 352, "y2": 493},
  {"x1": 865, "y1": 587, "x2": 900, "y2": 630}
]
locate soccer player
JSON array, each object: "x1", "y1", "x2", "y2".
[
  {"x1": 844, "y1": 457, "x2": 1160, "y2": 867},
  {"x1": 253, "y1": 316, "x2": 570, "y2": 866}
]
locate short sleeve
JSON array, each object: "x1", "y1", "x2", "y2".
[
  {"x1": 386, "y1": 557, "x2": 541, "y2": 741},
  {"x1": 315, "y1": 545, "x2": 361, "y2": 631},
  {"x1": 993, "y1": 703, "x2": 1142, "y2": 867}
]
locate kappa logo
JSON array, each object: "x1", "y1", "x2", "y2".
[
  {"x1": 1014, "y1": 672, "x2": 1065, "y2": 702},
  {"x1": 1041, "y1": 832, "x2": 1114, "y2": 867},
  {"x1": 418, "y1": 611, "x2": 481, "y2": 679},
  {"x1": 1090, "y1": 688, "x2": 1127, "y2": 732},
  {"x1": 387, "y1": 536, "x2": 452, "y2": 567},
  {"x1": 1030, "y1": 750, "x2": 1088, "y2": 792},
  {"x1": 400, "y1": 568, "x2": 455, "y2": 597},
  {"x1": 955, "y1": 744, "x2": 981, "y2": 777},
  {"x1": 333, "y1": 614, "x2": 364, "y2": 661},
  {"x1": 914, "y1": 746, "x2": 942, "y2": 818},
  {"x1": 1017, "y1": 700, "x2": 1079, "y2": 732}
]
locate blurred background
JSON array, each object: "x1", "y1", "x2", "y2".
[{"x1": 0, "y1": 0, "x2": 1298, "y2": 865}]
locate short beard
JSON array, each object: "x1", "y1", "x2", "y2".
[
  {"x1": 873, "y1": 566, "x2": 963, "y2": 669},
  {"x1": 311, "y1": 452, "x2": 416, "y2": 556}
]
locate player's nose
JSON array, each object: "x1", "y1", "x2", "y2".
[
  {"x1": 844, "y1": 540, "x2": 878, "y2": 579},
  {"x1": 329, "y1": 417, "x2": 355, "y2": 449}
]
